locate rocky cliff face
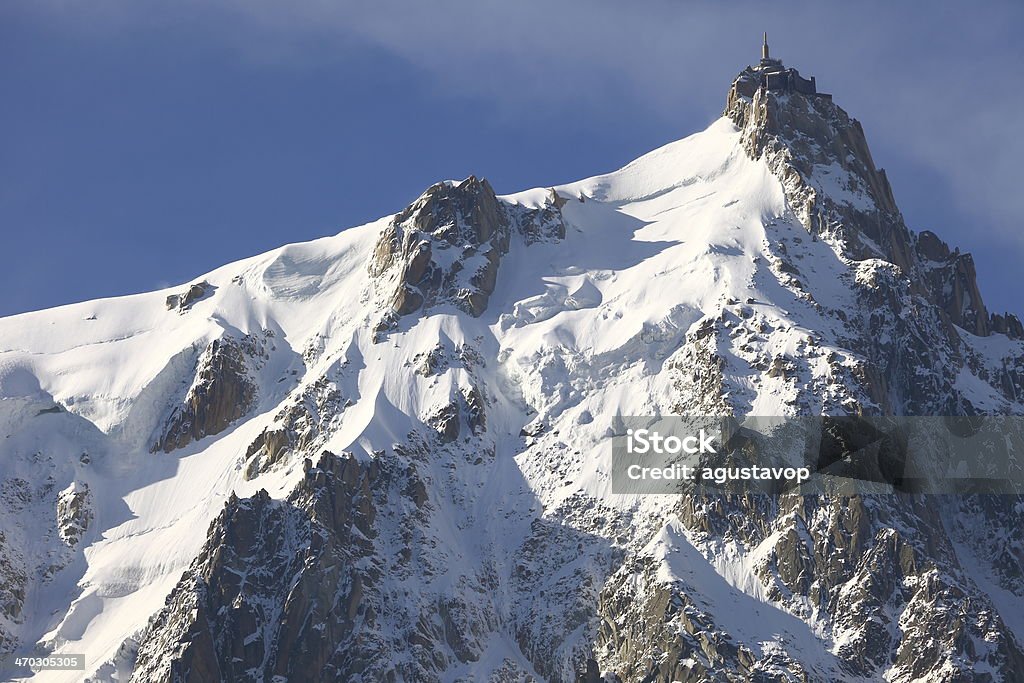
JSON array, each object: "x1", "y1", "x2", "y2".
[
  {"x1": 0, "y1": 450, "x2": 86, "y2": 665},
  {"x1": 726, "y1": 68, "x2": 1024, "y2": 347},
  {"x1": 130, "y1": 452, "x2": 386, "y2": 682},
  {"x1": 55, "y1": 482, "x2": 91, "y2": 546},
  {"x1": 152, "y1": 335, "x2": 262, "y2": 453},
  {"x1": 726, "y1": 67, "x2": 909, "y2": 269},
  {"x1": 725, "y1": 69, "x2": 1023, "y2": 414},
  {"x1": 916, "y1": 230, "x2": 1023, "y2": 339},
  {"x1": 369, "y1": 176, "x2": 512, "y2": 318},
  {"x1": 115, "y1": 80, "x2": 1024, "y2": 681},
  {"x1": 369, "y1": 177, "x2": 565, "y2": 323},
  {"x1": 165, "y1": 281, "x2": 214, "y2": 313}
]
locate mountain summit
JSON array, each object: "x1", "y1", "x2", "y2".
[
  {"x1": 1, "y1": 43, "x2": 1023, "y2": 682},
  {"x1": 729, "y1": 37, "x2": 1018, "y2": 338}
]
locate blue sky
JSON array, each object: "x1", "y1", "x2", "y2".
[{"x1": 2, "y1": 1, "x2": 1023, "y2": 316}]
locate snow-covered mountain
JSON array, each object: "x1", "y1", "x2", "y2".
[{"x1": 1, "y1": 47, "x2": 1023, "y2": 682}]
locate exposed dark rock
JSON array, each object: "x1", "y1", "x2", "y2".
[
  {"x1": 915, "y1": 231, "x2": 991, "y2": 336},
  {"x1": 852, "y1": 260, "x2": 964, "y2": 414},
  {"x1": 990, "y1": 311, "x2": 1024, "y2": 339},
  {"x1": 242, "y1": 428, "x2": 290, "y2": 479},
  {"x1": 48, "y1": 50, "x2": 1024, "y2": 683},
  {"x1": 0, "y1": 530, "x2": 26, "y2": 656},
  {"x1": 510, "y1": 510, "x2": 615, "y2": 683},
  {"x1": 669, "y1": 317, "x2": 732, "y2": 416},
  {"x1": 430, "y1": 402, "x2": 461, "y2": 443},
  {"x1": 153, "y1": 337, "x2": 257, "y2": 453},
  {"x1": 462, "y1": 386, "x2": 486, "y2": 435},
  {"x1": 242, "y1": 373, "x2": 348, "y2": 478},
  {"x1": 916, "y1": 230, "x2": 951, "y2": 261},
  {"x1": 129, "y1": 447, "x2": 512, "y2": 682},
  {"x1": 575, "y1": 658, "x2": 601, "y2": 683},
  {"x1": 369, "y1": 177, "x2": 567, "y2": 322},
  {"x1": 165, "y1": 281, "x2": 214, "y2": 313},
  {"x1": 416, "y1": 344, "x2": 452, "y2": 377},
  {"x1": 726, "y1": 66, "x2": 907, "y2": 268},
  {"x1": 369, "y1": 176, "x2": 511, "y2": 318},
  {"x1": 56, "y1": 482, "x2": 91, "y2": 546},
  {"x1": 596, "y1": 553, "x2": 798, "y2": 682},
  {"x1": 587, "y1": 56, "x2": 1024, "y2": 683},
  {"x1": 727, "y1": 66, "x2": 1004, "y2": 344},
  {"x1": 519, "y1": 421, "x2": 545, "y2": 438},
  {"x1": 509, "y1": 189, "x2": 568, "y2": 246},
  {"x1": 130, "y1": 452, "x2": 385, "y2": 682}
]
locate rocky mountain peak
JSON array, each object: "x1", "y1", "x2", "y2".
[
  {"x1": 368, "y1": 175, "x2": 512, "y2": 319},
  {"x1": 395, "y1": 175, "x2": 506, "y2": 248},
  {"x1": 724, "y1": 42, "x2": 1021, "y2": 341},
  {"x1": 368, "y1": 175, "x2": 566, "y2": 325},
  {"x1": 724, "y1": 53, "x2": 906, "y2": 262}
]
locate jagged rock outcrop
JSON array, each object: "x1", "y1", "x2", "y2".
[
  {"x1": 153, "y1": 336, "x2": 258, "y2": 453},
  {"x1": 587, "y1": 475, "x2": 1024, "y2": 682},
  {"x1": 598, "y1": 555, "x2": 801, "y2": 682},
  {"x1": 165, "y1": 281, "x2": 213, "y2": 313},
  {"x1": 0, "y1": 451, "x2": 85, "y2": 665},
  {"x1": 916, "y1": 230, "x2": 1024, "y2": 339},
  {"x1": 370, "y1": 177, "x2": 566, "y2": 322},
  {"x1": 565, "y1": 59, "x2": 1024, "y2": 683},
  {"x1": 243, "y1": 370, "x2": 350, "y2": 478},
  {"x1": 915, "y1": 230, "x2": 991, "y2": 336},
  {"x1": 0, "y1": 529, "x2": 26, "y2": 658},
  {"x1": 417, "y1": 339, "x2": 491, "y2": 444},
  {"x1": 93, "y1": 63, "x2": 1024, "y2": 683},
  {"x1": 370, "y1": 176, "x2": 512, "y2": 318},
  {"x1": 56, "y1": 481, "x2": 91, "y2": 546},
  {"x1": 130, "y1": 452, "x2": 384, "y2": 682},
  {"x1": 427, "y1": 401, "x2": 462, "y2": 442},
  {"x1": 128, "y1": 441, "x2": 524, "y2": 682},
  {"x1": 726, "y1": 67, "x2": 909, "y2": 269},
  {"x1": 851, "y1": 259, "x2": 963, "y2": 414},
  {"x1": 723, "y1": 59, "x2": 1024, "y2": 416},
  {"x1": 990, "y1": 312, "x2": 1024, "y2": 339},
  {"x1": 511, "y1": 188, "x2": 568, "y2": 246}
]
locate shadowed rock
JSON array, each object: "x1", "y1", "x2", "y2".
[
  {"x1": 129, "y1": 452, "x2": 383, "y2": 682},
  {"x1": 165, "y1": 281, "x2": 214, "y2": 313},
  {"x1": 153, "y1": 337, "x2": 257, "y2": 453}
]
